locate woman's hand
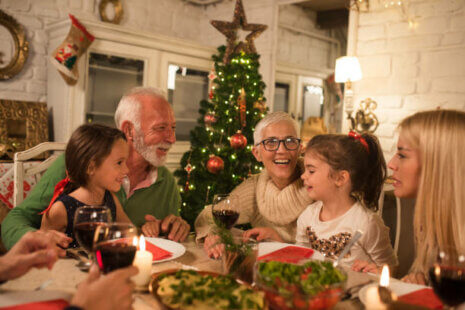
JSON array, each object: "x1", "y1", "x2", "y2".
[
  {"x1": 401, "y1": 272, "x2": 426, "y2": 285},
  {"x1": 203, "y1": 234, "x2": 224, "y2": 259},
  {"x1": 243, "y1": 227, "x2": 283, "y2": 242},
  {"x1": 351, "y1": 260, "x2": 382, "y2": 273}
]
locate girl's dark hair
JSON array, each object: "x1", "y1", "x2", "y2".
[
  {"x1": 305, "y1": 133, "x2": 386, "y2": 211},
  {"x1": 64, "y1": 124, "x2": 126, "y2": 192}
]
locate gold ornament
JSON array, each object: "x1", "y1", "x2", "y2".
[
  {"x1": 99, "y1": 0, "x2": 124, "y2": 24},
  {"x1": 210, "y1": 0, "x2": 267, "y2": 64},
  {"x1": 0, "y1": 10, "x2": 29, "y2": 80},
  {"x1": 238, "y1": 88, "x2": 246, "y2": 128},
  {"x1": 253, "y1": 99, "x2": 266, "y2": 113}
]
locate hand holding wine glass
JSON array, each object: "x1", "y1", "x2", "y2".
[
  {"x1": 429, "y1": 247, "x2": 465, "y2": 308},
  {"x1": 211, "y1": 194, "x2": 240, "y2": 230}
]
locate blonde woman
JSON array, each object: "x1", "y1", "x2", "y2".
[{"x1": 353, "y1": 109, "x2": 465, "y2": 284}]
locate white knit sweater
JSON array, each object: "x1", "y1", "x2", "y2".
[{"x1": 195, "y1": 165, "x2": 312, "y2": 243}]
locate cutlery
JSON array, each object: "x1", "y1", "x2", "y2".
[{"x1": 333, "y1": 230, "x2": 363, "y2": 267}]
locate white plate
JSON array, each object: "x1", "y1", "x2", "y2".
[
  {"x1": 145, "y1": 237, "x2": 186, "y2": 263},
  {"x1": 359, "y1": 280, "x2": 428, "y2": 305},
  {"x1": 258, "y1": 242, "x2": 326, "y2": 261}
]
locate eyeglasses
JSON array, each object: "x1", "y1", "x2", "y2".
[{"x1": 256, "y1": 137, "x2": 301, "y2": 151}]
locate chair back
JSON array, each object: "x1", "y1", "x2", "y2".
[
  {"x1": 13, "y1": 142, "x2": 66, "y2": 207},
  {"x1": 378, "y1": 182, "x2": 402, "y2": 258}
]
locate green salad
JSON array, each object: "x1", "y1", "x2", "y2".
[
  {"x1": 156, "y1": 270, "x2": 265, "y2": 310},
  {"x1": 256, "y1": 261, "x2": 347, "y2": 309}
]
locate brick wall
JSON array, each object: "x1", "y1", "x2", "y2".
[{"x1": 352, "y1": 0, "x2": 465, "y2": 158}]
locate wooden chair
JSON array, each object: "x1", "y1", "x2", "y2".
[
  {"x1": 378, "y1": 182, "x2": 402, "y2": 255},
  {"x1": 13, "y1": 142, "x2": 66, "y2": 207}
]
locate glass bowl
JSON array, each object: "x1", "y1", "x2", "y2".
[{"x1": 254, "y1": 260, "x2": 347, "y2": 310}]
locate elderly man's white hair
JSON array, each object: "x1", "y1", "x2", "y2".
[
  {"x1": 253, "y1": 111, "x2": 300, "y2": 145},
  {"x1": 114, "y1": 87, "x2": 168, "y2": 130}
]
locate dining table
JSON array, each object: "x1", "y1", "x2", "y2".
[{"x1": 0, "y1": 234, "x2": 384, "y2": 310}]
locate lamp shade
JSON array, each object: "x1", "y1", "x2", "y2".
[{"x1": 335, "y1": 56, "x2": 362, "y2": 83}]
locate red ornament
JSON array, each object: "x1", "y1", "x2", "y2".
[
  {"x1": 230, "y1": 130, "x2": 247, "y2": 150},
  {"x1": 206, "y1": 155, "x2": 224, "y2": 174},
  {"x1": 209, "y1": 90, "x2": 214, "y2": 99},
  {"x1": 204, "y1": 112, "x2": 218, "y2": 128}
]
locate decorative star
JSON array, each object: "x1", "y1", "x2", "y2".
[{"x1": 210, "y1": 0, "x2": 267, "y2": 64}]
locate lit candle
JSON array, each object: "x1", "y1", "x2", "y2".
[
  {"x1": 365, "y1": 265, "x2": 396, "y2": 310},
  {"x1": 131, "y1": 235, "x2": 153, "y2": 287}
]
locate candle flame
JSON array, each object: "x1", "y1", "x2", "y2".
[
  {"x1": 140, "y1": 235, "x2": 146, "y2": 252},
  {"x1": 132, "y1": 236, "x2": 138, "y2": 247},
  {"x1": 380, "y1": 265, "x2": 390, "y2": 287}
]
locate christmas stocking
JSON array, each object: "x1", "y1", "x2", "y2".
[{"x1": 50, "y1": 14, "x2": 94, "y2": 85}]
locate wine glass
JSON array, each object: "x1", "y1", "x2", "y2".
[
  {"x1": 429, "y1": 247, "x2": 465, "y2": 308},
  {"x1": 211, "y1": 194, "x2": 239, "y2": 229},
  {"x1": 94, "y1": 222, "x2": 138, "y2": 274},
  {"x1": 74, "y1": 205, "x2": 112, "y2": 261}
]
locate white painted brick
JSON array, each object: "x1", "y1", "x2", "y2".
[
  {"x1": 379, "y1": 137, "x2": 396, "y2": 154},
  {"x1": 421, "y1": 50, "x2": 465, "y2": 78},
  {"x1": 33, "y1": 29, "x2": 48, "y2": 42},
  {"x1": 359, "y1": 55, "x2": 391, "y2": 78},
  {"x1": 30, "y1": 53, "x2": 46, "y2": 66},
  {"x1": 370, "y1": 96, "x2": 403, "y2": 109},
  {"x1": 451, "y1": 14, "x2": 465, "y2": 31},
  {"x1": 432, "y1": 77, "x2": 465, "y2": 93},
  {"x1": 35, "y1": 8, "x2": 59, "y2": 18},
  {"x1": 417, "y1": 77, "x2": 432, "y2": 93},
  {"x1": 16, "y1": 15, "x2": 43, "y2": 28},
  {"x1": 32, "y1": 44, "x2": 47, "y2": 55},
  {"x1": 26, "y1": 80, "x2": 46, "y2": 94},
  {"x1": 359, "y1": 9, "x2": 402, "y2": 26},
  {"x1": 0, "y1": 90, "x2": 40, "y2": 102},
  {"x1": 33, "y1": 66, "x2": 47, "y2": 80},
  {"x1": 413, "y1": 0, "x2": 464, "y2": 18},
  {"x1": 387, "y1": 35, "x2": 441, "y2": 52},
  {"x1": 442, "y1": 32, "x2": 464, "y2": 45},
  {"x1": 2, "y1": 0, "x2": 30, "y2": 11},
  {"x1": 416, "y1": 17, "x2": 449, "y2": 35},
  {"x1": 387, "y1": 22, "x2": 414, "y2": 38},
  {"x1": 376, "y1": 123, "x2": 397, "y2": 138},
  {"x1": 68, "y1": 0, "x2": 82, "y2": 9},
  {"x1": 356, "y1": 77, "x2": 415, "y2": 95},
  {"x1": 385, "y1": 109, "x2": 415, "y2": 124},
  {"x1": 358, "y1": 24, "x2": 386, "y2": 41},
  {"x1": 356, "y1": 40, "x2": 387, "y2": 56},
  {"x1": 0, "y1": 80, "x2": 26, "y2": 91},
  {"x1": 404, "y1": 94, "x2": 465, "y2": 110}
]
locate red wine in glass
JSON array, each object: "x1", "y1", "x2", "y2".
[
  {"x1": 74, "y1": 222, "x2": 107, "y2": 252},
  {"x1": 212, "y1": 210, "x2": 240, "y2": 229},
  {"x1": 429, "y1": 265, "x2": 465, "y2": 307},
  {"x1": 94, "y1": 223, "x2": 137, "y2": 274},
  {"x1": 95, "y1": 240, "x2": 137, "y2": 274},
  {"x1": 211, "y1": 194, "x2": 240, "y2": 230}
]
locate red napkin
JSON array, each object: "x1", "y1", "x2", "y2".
[
  {"x1": 398, "y1": 288, "x2": 443, "y2": 309},
  {"x1": 145, "y1": 241, "x2": 172, "y2": 261},
  {"x1": 257, "y1": 246, "x2": 314, "y2": 263},
  {"x1": 0, "y1": 299, "x2": 69, "y2": 310}
]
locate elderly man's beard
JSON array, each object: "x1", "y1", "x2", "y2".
[{"x1": 133, "y1": 132, "x2": 172, "y2": 167}]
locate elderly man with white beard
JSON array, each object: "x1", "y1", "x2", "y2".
[{"x1": 2, "y1": 87, "x2": 190, "y2": 250}]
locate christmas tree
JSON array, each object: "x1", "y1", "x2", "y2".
[{"x1": 174, "y1": 0, "x2": 268, "y2": 228}]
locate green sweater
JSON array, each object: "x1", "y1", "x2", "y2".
[{"x1": 1, "y1": 154, "x2": 181, "y2": 250}]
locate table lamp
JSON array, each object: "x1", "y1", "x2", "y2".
[{"x1": 335, "y1": 56, "x2": 362, "y2": 130}]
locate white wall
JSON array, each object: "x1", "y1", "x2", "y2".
[{"x1": 351, "y1": 0, "x2": 465, "y2": 158}]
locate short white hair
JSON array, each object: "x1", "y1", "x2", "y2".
[
  {"x1": 253, "y1": 111, "x2": 300, "y2": 145},
  {"x1": 114, "y1": 87, "x2": 167, "y2": 131}
]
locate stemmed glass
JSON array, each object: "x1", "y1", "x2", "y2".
[
  {"x1": 211, "y1": 194, "x2": 240, "y2": 230},
  {"x1": 74, "y1": 205, "x2": 112, "y2": 262},
  {"x1": 93, "y1": 223, "x2": 138, "y2": 274},
  {"x1": 429, "y1": 247, "x2": 465, "y2": 309}
]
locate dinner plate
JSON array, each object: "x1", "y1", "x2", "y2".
[
  {"x1": 358, "y1": 280, "x2": 428, "y2": 305},
  {"x1": 145, "y1": 237, "x2": 186, "y2": 263},
  {"x1": 258, "y1": 242, "x2": 326, "y2": 261}
]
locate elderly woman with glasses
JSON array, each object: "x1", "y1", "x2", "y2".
[{"x1": 195, "y1": 111, "x2": 313, "y2": 258}]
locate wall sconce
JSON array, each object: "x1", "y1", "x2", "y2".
[{"x1": 335, "y1": 56, "x2": 362, "y2": 131}]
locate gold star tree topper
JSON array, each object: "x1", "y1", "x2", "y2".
[{"x1": 210, "y1": 0, "x2": 267, "y2": 64}]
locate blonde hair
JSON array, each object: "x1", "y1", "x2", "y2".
[{"x1": 399, "y1": 109, "x2": 465, "y2": 274}]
